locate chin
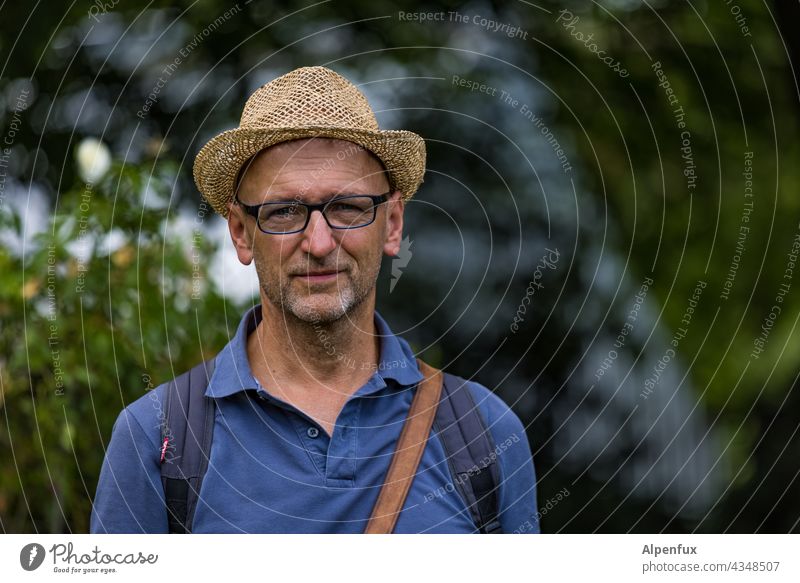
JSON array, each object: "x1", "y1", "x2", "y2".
[
  {"x1": 286, "y1": 291, "x2": 355, "y2": 324},
  {"x1": 262, "y1": 268, "x2": 373, "y2": 324}
]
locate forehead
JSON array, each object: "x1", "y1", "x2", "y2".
[{"x1": 236, "y1": 138, "x2": 387, "y2": 201}]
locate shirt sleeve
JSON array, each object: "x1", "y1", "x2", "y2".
[
  {"x1": 469, "y1": 382, "x2": 540, "y2": 534},
  {"x1": 90, "y1": 396, "x2": 169, "y2": 534}
]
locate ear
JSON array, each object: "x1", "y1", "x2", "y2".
[
  {"x1": 228, "y1": 200, "x2": 255, "y2": 265},
  {"x1": 382, "y1": 191, "x2": 405, "y2": 257}
]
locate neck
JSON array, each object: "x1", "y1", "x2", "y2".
[{"x1": 247, "y1": 292, "x2": 380, "y2": 394}]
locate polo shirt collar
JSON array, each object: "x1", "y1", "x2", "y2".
[{"x1": 205, "y1": 304, "x2": 424, "y2": 399}]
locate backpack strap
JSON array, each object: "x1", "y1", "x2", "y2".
[
  {"x1": 160, "y1": 358, "x2": 216, "y2": 534},
  {"x1": 433, "y1": 372, "x2": 503, "y2": 533},
  {"x1": 364, "y1": 358, "x2": 444, "y2": 533}
]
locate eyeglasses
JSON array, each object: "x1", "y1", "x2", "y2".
[{"x1": 234, "y1": 192, "x2": 390, "y2": 235}]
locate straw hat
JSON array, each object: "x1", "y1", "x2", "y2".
[{"x1": 193, "y1": 66, "x2": 426, "y2": 218}]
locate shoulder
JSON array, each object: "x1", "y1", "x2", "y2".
[
  {"x1": 448, "y1": 374, "x2": 539, "y2": 533},
  {"x1": 110, "y1": 382, "x2": 171, "y2": 450},
  {"x1": 450, "y1": 374, "x2": 528, "y2": 445},
  {"x1": 91, "y1": 381, "x2": 174, "y2": 533}
]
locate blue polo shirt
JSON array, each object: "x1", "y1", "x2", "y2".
[{"x1": 90, "y1": 305, "x2": 540, "y2": 533}]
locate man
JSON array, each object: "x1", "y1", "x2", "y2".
[{"x1": 90, "y1": 66, "x2": 539, "y2": 533}]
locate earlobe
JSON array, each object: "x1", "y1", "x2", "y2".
[
  {"x1": 383, "y1": 191, "x2": 404, "y2": 257},
  {"x1": 236, "y1": 240, "x2": 254, "y2": 266},
  {"x1": 383, "y1": 241, "x2": 400, "y2": 257},
  {"x1": 228, "y1": 207, "x2": 255, "y2": 265},
  {"x1": 383, "y1": 219, "x2": 403, "y2": 257}
]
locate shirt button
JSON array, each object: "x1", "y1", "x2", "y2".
[{"x1": 306, "y1": 427, "x2": 320, "y2": 438}]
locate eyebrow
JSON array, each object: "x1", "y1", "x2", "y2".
[{"x1": 259, "y1": 192, "x2": 377, "y2": 204}]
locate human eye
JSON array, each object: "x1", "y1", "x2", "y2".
[
  {"x1": 264, "y1": 203, "x2": 302, "y2": 220},
  {"x1": 328, "y1": 196, "x2": 370, "y2": 212},
  {"x1": 329, "y1": 201, "x2": 361, "y2": 212}
]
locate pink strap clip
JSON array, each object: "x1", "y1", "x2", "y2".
[{"x1": 160, "y1": 437, "x2": 169, "y2": 463}]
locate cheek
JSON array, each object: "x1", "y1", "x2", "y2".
[
  {"x1": 337, "y1": 232, "x2": 381, "y2": 265},
  {"x1": 253, "y1": 241, "x2": 292, "y2": 275},
  {"x1": 279, "y1": 238, "x2": 303, "y2": 263}
]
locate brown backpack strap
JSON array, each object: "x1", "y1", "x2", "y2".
[{"x1": 365, "y1": 358, "x2": 443, "y2": 534}]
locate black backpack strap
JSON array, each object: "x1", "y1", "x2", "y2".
[
  {"x1": 433, "y1": 372, "x2": 503, "y2": 533},
  {"x1": 160, "y1": 358, "x2": 216, "y2": 534}
]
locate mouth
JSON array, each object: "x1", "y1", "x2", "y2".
[{"x1": 292, "y1": 270, "x2": 343, "y2": 283}]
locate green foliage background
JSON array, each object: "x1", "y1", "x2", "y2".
[
  {"x1": 1, "y1": 0, "x2": 798, "y2": 532},
  {"x1": 1, "y1": 161, "x2": 236, "y2": 532}
]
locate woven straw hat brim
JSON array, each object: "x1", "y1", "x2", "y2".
[{"x1": 193, "y1": 126, "x2": 426, "y2": 218}]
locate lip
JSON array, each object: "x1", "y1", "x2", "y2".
[{"x1": 293, "y1": 270, "x2": 342, "y2": 282}]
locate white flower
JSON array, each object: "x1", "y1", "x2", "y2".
[{"x1": 75, "y1": 137, "x2": 111, "y2": 184}]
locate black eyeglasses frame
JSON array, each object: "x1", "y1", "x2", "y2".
[{"x1": 234, "y1": 192, "x2": 391, "y2": 235}]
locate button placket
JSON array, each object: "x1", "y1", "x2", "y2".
[
  {"x1": 324, "y1": 399, "x2": 360, "y2": 485},
  {"x1": 294, "y1": 418, "x2": 328, "y2": 477},
  {"x1": 255, "y1": 388, "x2": 329, "y2": 477}
]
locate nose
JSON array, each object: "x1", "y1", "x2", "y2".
[{"x1": 300, "y1": 209, "x2": 337, "y2": 258}]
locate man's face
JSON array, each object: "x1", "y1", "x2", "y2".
[{"x1": 228, "y1": 138, "x2": 404, "y2": 324}]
